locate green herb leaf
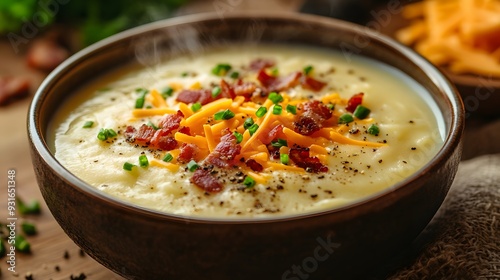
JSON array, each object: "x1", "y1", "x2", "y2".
[
  {"x1": 303, "y1": 65, "x2": 314, "y2": 75},
  {"x1": 211, "y1": 86, "x2": 221, "y2": 98},
  {"x1": 162, "y1": 153, "x2": 173, "y2": 162},
  {"x1": 368, "y1": 124, "x2": 380, "y2": 135},
  {"x1": 123, "y1": 162, "x2": 135, "y2": 171},
  {"x1": 161, "y1": 87, "x2": 174, "y2": 99},
  {"x1": 233, "y1": 131, "x2": 243, "y2": 144},
  {"x1": 191, "y1": 102, "x2": 202, "y2": 112},
  {"x1": 243, "y1": 117, "x2": 254, "y2": 130},
  {"x1": 211, "y1": 63, "x2": 232, "y2": 76},
  {"x1": 214, "y1": 109, "x2": 235, "y2": 120},
  {"x1": 353, "y1": 105, "x2": 371, "y2": 119},
  {"x1": 268, "y1": 92, "x2": 283, "y2": 104},
  {"x1": 272, "y1": 104, "x2": 282, "y2": 115},
  {"x1": 82, "y1": 121, "x2": 94, "y2": 128},
  {"x1": 243, "y1": 176, "x2": 256, "y2": 188},
  {"x1": 338, "y1": 114, "x2": 354, "y2": 124},
  {"x1": 255, "y1": 106, "x2": 267, "y2": 118},
  {"x1": 139, "y1": 155, "x2": 149, "y2": 167},
  {"x1": 286, "y1": 104, "x2": 297, "y2": 115},
  {"x1": 280, "y1": 153, "x2": 289, "y2": 165},
  {"x1": 271, "y1": 138, "x2": 288, "y2": 148},
  {"x1": 21, "y1": 222, "x2": 37, "y2": 236},
  {"x1": 187, "y1": 160, "x2": 199, "y2": 172},
  {"x1": 248, "y1": 123, "x2": 259, "y2": 136}
]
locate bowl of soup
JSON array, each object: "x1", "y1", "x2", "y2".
[{"x1": 28, "y1": 12, "x2": 464, "y2": 279}]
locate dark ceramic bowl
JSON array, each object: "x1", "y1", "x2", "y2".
[{"x1": 28, "y1": 12, "x2": 464, "y2": 280}]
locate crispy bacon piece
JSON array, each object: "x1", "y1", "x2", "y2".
[
  {"x1": 258, "y1": 124, "x2": 284, "y2": 145},
  {"x1": 294, "y1": 100, "x2": 333, "y2": 136},
  {"x1": 178, "y1": 143, "x2": 198, "y2": 163},
  {"x1": 157, "y1": 112, "x2": 182, "y2": 134},
  {"x1": 245, "y1": 159, "x2": 263, "y2": 172},
  {"x1": 289, "y1": 146, "x2": 328, "y2": 173},
  {"x1": 257, "y1": 69, "x2": 302, "y2": 93},
  {"x1": 233, "y1": 80, "x2": 258, "y2": 99},
  {"x1": 346, "y1": 92, "x2": 364, "y2": 113},
  {"x1": 205, "y1": 132, "x2": 241, "y2": 168},
  {"x1": 150, "y1": 129, "x2": 177, "y2": 151},
  {"x1": 191, "y1": 169, "x2": 223, "y2": 193},
  {"x1": 125, "y1": 124, "x2": 156, "y2": 144},
  {"x1": 249, "y1": 58, "x2": 275, "y2": 71},
  {"x1": 301, "y1": 76, "x2": 327, "y2": 92},
  {"x1": 176, "y1": 89, "x2": 213, "y2": 105},
  {"x1": 0, "y1": 76, "x2": 30, "y2": 106},
  {"x1": 220, "y1": 79, "x2": 236, "y2": 99},
  {"x1": 178, "y1": 126, "x2": 191, "y2": 135},
  {"x1": 26, "y1": 39, "x2": 69, "y2": 72}
]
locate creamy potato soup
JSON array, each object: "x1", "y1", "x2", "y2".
[{"x1": 52, "y1": 44, "x2": 444, "y2": 218}]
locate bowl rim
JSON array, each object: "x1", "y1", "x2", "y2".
[{"x1": 28, "y1": 11, "x2": 464, "y2": 224}]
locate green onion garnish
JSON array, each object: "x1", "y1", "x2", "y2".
[
  {"x1": 280, "y1": 154, "x2": 289, "y2": 165},
  {"x1": 243, "y1": 117, "x2": 254, "y2": 130},
  {"x1": 212, "y1": 63, "x2": 232, "y2": 76},
  {"x1": 135, "y1": 88, "x2": 148, "y2": 109},
  {"x1": 123, "y1": 162, "x2": 135, "y2": 171},
  {"x1": 255, "y1": 106, "x2": 267, "y2": 118},
  {"x1": 191, "y1": 102, "x2": 202, "y2": 112},
  {"x1": 82, "y1": 121, "x2": 94, "y2": 128},
  {"x1": 211, "y1": 86, "x2": 222, "y2": 98},
  {"x1": 214, "y1": 109, "x2": 235, "y2": 120},
  {"x1": 147, "y1": 121, "x2": 159, "y2": 130},
  {"x1": 327, "y1": 103, "x2": 335, "y2": 110},
  {"x1": 271, "y1": 138, "x2": 288, "y2": 148},
  {"x1": 248, "y1": 123, "x2": 259, "y2": 136},
  {"x1": 243, "y1": 176, "x2": 256, "y2": 188},
  {"x1": 162, "y1": 153, "x2": 173, "y2": 162},
  {"x1": 139, "y1": 155, "x2": 149, "y2": 167},
  {"x1": 187, "y1": 160, "x2": 199, "y2": 172},
  {"x1": 97, "y1": 128, "x2": 117, "y2": 141},
  {"x1": 161, "y1": 87, "x2": 174, "y2": 98},
  {"x1": 16, "y1": 198, "x2": 40, "y2": 215},
  {"x1": 21, "y1": 222, "x2": 37, "y2": 236},
  {"x1": 338, "y1": 114, "x2": 354, "y2": 124},
  {"x1": 233, "y1": 131, "x2": 243, "y2": 144},
  {"x1": 15, "y1": 235, "x2": 30, "y2": 253},
  {"x1": 286, "y1": 104, "x2": 297, "y2": 115},
  {"x1": 268, "y1": 92, "x2": 283, "y2": 104},
  {"x1": 181, "y1": 72, "x2": 189, "y2": 77},
  {"x1": 229, "y1": 71, "x2": 239, "y2": 79},
  {"x1": 367, "y1": 124, "x2": 380, "y2": 135},
  {"x1": 303, "y1": 65, "x2": 314, "y2": 75},
  {"x1": 353, "y1": 105, "x2": 371, "y2": 119},
  {"x1": 272, "y1": 105, "x2": 282, "y2": 115},
  {"x1": 271, "y1": 68, "x2": 279, "y2": 76}
]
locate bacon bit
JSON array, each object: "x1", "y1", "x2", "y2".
[
  {"x1": 176, "y1": 89, "x2": 213, "y2": 105},
  {"x1": 220, "y1": 79, "x2": 236, "y2": 99},
  {"x1": 178, "y1": 126, "x2": 191, "y2": 135},
  {"x1": 178, "y1": 143, "x2": 198, "y2": 163},
  {"x1": 258, "y1": 124, "x2": 284, "y2": 145},
  {"x1": 346, "y1": 92, "x2": 364, "y2": 113},
  {"x1": 249, "y1": 58, "x2": 275, "y2": 71},
  {"x1": 191, "y1": 169, "x2": 223, "y2": 193},
  {"x1": 301, "y1": 76, "x2": 327, "y2": 92},
  {"x1": 126, "y1": 124, "x2": 155, "y2": 143},
  {"x1": 289, "y1": 146, "x2": 328, "y2": 173},
  {"x1": 257, "y1": 69, "x2": 302, "y2": 93},
  {"x1": 266, "y1": 144, "x2": 281, "y2": 159},
  {"x1": 157, "y1": 112, "x2": 182, "y2": 134},
  {"x1": 205, "y1": 132, "x2": 241, "y2": 168},
  {"x1": 26, "y1": 39, "x2": 69, "y2": 72},
  {"x1": 233, "y1": 80, "x2": 258, "y2": 99},
  {"x1": 150, "y1": 129, "x2": 178, "y2": 150},
  {"x1": 0, "y1": 76, "x2": 30, "y2": 106},
  {"x1": 294, "y1": 100, "x2": 332, "y2": 136},
  {"x1": 245, "y1": 159, "x2": 263, "y2": 172}
]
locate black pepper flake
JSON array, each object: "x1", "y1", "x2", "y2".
[
  {"x1": 70, "y1": 273, "x2": 87, "y2": 280},
  {"x1": 403, "y1": 161, "x2": 408, "y2": 164},
  {"x1": 310, "y1": 194, "x2": 318, "y2": 199},
  {"x1": 378, "y1": 160, "x2": 383, "y2": 163},
  {"x1": 25, "y1": 272, "x2": 34, "y2": 280},
  {"x1": 277, "y1": 185, "x2": 284, "y2": 190},
  {"x1": 55, "y1": 265, "x2": 61, "y2": 272},
  {"x1": 324, "y1": 190, "x2": 333, "y2": 194},
  {"x1": 411, "y1": 147, "x2": 417, "y2": 150},
  {"x1": 409, "y1": 120, "x2": 414, "y2": 124},
  {"x1": 63, "y1": 250, "x2": 70, "y2": 259}
]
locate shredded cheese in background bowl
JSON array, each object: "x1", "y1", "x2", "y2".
[{"x1": 52, "y1": 44, "x2": 444, "y2": 218}]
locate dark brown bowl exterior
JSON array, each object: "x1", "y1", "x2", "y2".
[{"x1": 28, "y1": 13, "x2": 464, "y2": 280}]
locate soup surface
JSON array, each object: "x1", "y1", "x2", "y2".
[{"x1": 52, "y1": 44, "x2": 443, "y2": 218}]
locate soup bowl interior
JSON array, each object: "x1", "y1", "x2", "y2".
[{"x1": 28, "y1": 12, "x2": 464, "y2": 279}]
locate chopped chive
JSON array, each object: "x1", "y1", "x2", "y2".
[
  {"x1": 191, "y1": 102, "x2": 202, "y2": 112},
  {"x1": 181, "y1": 72, "x2": 189, "y2": 77},
  {"x1": 214, "y1": 109, "x2": 235, "y2": 120},
  {"x1": 187, "y1": 160, "x2": 199, "y2": 172},
  {"x1": 327, "y1": 103, "x2": 335, "y2": 110},
  {"x1": 139, "y1": 155, "x2": 149, "y2": 167},
  {"x1": 82, "y1": 121, "x2": 94, "y2": 128},
  {"x1": 243, "y1": 176, "x2": 256, "y2": 188},
  {"x1": 248, "y1": 123, "x2": 259, "y2": 136},
  {"x1": 0, "y1": 239, "x2": 5, "y2": 257},
  {"x1": 135, "y1": 88, "x2": 148, "y2": 95},
  {"x1": 211, "y1": 86, "x2": 222, "y2": 98},
  {"x1": 255, "y1": 106, "x2": 267, "y2": 118},
  {"x1": 303, "y1": 65, "x2": 314, "y2": 75},
  {"x1": 135, "y1": 88, "x2": 148, "y2": 109},
  {"x1": 338, "y1": 114, "x2": 354, "y2": 124},
  {"x1": 107, "y1": 129, "x2": 117, "y2": 137},
  {"x1": 123, "y1": 162, "x2": 135, "y2": 171},
  {"x1": 368, "y1": 124, "x2": 380, "y2": 135},
  {"x1": 147, "y1": 121, "x2": 159, "y2": 130},
  {"x1": 162, "y1": 153, "x2": 173, "y2": 162},
  {"x1": 229, "y1": 71, "x2": 239, "y2": 79},
  {"x1": 271, "y1": 138, "x2": 288, "y2": 148},
  {"x1": 243, "y1": 117, "x2": 254, "y2": 130},
  {"x1": 268, "y1": 92, "x2": 283, "y2": 104},
  {"x1": 146, "y1": 105, "x2": 153, "y2": 109},
  {"x1": 272, "y1": 104, "x2": 282, "y2": 115},
  {"x1": 16, "y1": 198, "x2": 40, "y2": 215},
  {"x1": 233, "y1": 131, "x2": 243, "y2": 144},
  {"x1": 97, "y1": 129, "x2": 108, "y2": 141},
  {"x1": 353, "y1": 105, "x2": 371, "y2": 119},
  {"x1": 286, "y1": 104, "x2": 297, "y2": 115},
  {"x1": 271, "y1": 68, "x2": 279, "y2": 76},
  {"x1": 280, "y1": 153, "x2": 289, "y2": 165},
  {"x1": 161, "y1": 87, "x2": 174, "y2": 98},
  {"x1": 21, "y1": 222, "x2": 37, "y2": 236},
  {"x1": 15, "y1": 235, "x2": 30, "y2": 253},
  {"x1": 212, "y1": 63, "x2": 232, "y2": 76}
]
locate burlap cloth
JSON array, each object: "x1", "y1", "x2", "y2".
[{"x1": 380, "y1": 119, "x2": 500, "y2": 279}]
